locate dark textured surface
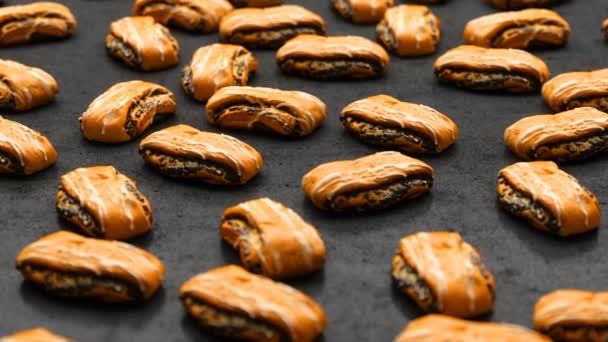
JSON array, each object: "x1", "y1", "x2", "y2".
[{"x1": 1, "y1": 0, "x2": 607, "y2": 340}]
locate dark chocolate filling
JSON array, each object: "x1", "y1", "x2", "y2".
[
  {"x1": 279, "y1": 57, "x2": 385, "y2": 80},
  {"x1": 123, "y1": 89, "x2": 173, "y2": 138},
  {"x1": 56, "y1": 187, "x2": 103, "y2": 238},
  {"x1": 546, "y1": 325, "x2": 608, "y2": 342},
  {"x1": 562, "y1": 96, "x2": 608, "y2": 113},
  {"x1": 0, "y1": 79, "x2": 16, "y2": 111},
  {"x1": 106, "y1": 34, "x2": 142, "y2": 68},
  {"x1": 181, "y1": 66, "x2": 194, "y2": 97},
  {"x1": 435, "y1": 67, "x2": 541, "y2": 92},
  {"x1": 392, "y1": 254, "x2": 439, "y2": 312},
  {"x1": 222, "y1": 218, "x2": 263, "y2": 274},
  {"x1": 531, "y1": 132, "x2": 608, "y2": 162},
  {"x1": 210, "y1": 101, "x2": 302, "y2": 137},
  {"x1": 227, "y1": 26, "x2": 323, "y2": 49},
  {"x1": 0, "y1": 149, "x2": 23, "y2": 174},
  {"x1": 492, "y1": 22, "x2": 567, "y2": 48}
]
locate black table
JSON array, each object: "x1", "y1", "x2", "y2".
[{"x1": 1, "y1": 0, "x2": 607, "y2": 340}]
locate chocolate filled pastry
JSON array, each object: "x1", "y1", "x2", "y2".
[
  {"x1": 504, "y1": 107, "x2": 608, "y2": 162},
  {"x1": 542, "y1": 69, "x2": 608, "y2": 113},
  {"x1": 16, "y1": 231, "x2": 165, "y2": 302},
  {"x1": 219, "y1": 5, "x2": 326, "y2": 49},
  {"x1": 302, "y1": 151, "x2": 434, "y2": 212},
  {"x1": 105, "y1": 16, "x2": 180, "y2": 71},
  {"x1": 228, "y1": 0, "x2": 282, "y2": 7},
  {"x1": 0, "y1": 2, "x2": 77, "y2": 46},
  {"x1": 139, "y1": 124, "x2": 263, "y2": 185},
  {"x1": 392, "y1": 232, "x2": 495, "y2": 318},
  {"x1": 332, "y1": 0, "x2": 394, "y2": 25},
  {"x1": 394, "y1": 314, "x2": 552, "y2": 342},
  {"x1": 0, "y1": 116, "x2": 57, "y2": 175},
  {"x1": 340, "y1": 94, "x2": 458, "y2": 153},
  {"x1": 220, "y1": 198, "x2": 326, "y2": 279},
  {"x1": 534, "y1": 289, "x2": 608, "y2": 342},
  {"x1": 180, "y1": 265, "x2": 326, "y2": 342},
  {"x1": 0, "y1": 59, "x2": 58, "y2": 112},
  {"x1": 56, "y1": 166, "x2": 153, "y2": 241},
  {"x1": 487, "y1": 0, "x2": 564, "y2": 10},
  {"x1": 80, "y1": 81, "x2": 176, "y2": 143},
  {"x1": 181, "y1": 44, "x2": 258, "y2": 102},
  {"x1": 464, "y1": 9, "x2": 570, "y2": 49},
  {"x1": 434, "y1": 45, "x2": 549, "y2": 93},
  {"x1": 376, "y1": 5, "x2": 441, "y2": 57},
  {"x1": 133, "y1": 0, "x2": 233, "y2": 33},
  {"x1": 206, "y1": 86, "x2": 327, "y2": 138},
  {"x1": 276, "y1": 34, "x2": 390, "y2": 80},
  {"x1": 1, "y1": 328, "x2": 72, "y2": 342},
  {"x1": 497, "y1": 161, "x2": 601, "y2": 236}
]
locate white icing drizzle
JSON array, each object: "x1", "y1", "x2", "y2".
[
  {"x1": 221, "y1": 5, "x2": 322, "y2": 34},
  {"x1": 0, "y1": 59, "x2": 57, "y2": 109},
  {"x1": 0, "y1": 116, "x2": 52, "y2": 167}
]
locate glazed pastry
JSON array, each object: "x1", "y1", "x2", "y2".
[
  {"x1": 534, "y1": 289, "x2": 608, "y2": 342},
  {"x1": 0, "y1": 116, "x2": 57, "y2": 175},
  {"x1": 56, "y1": 166, "x2": 153, "y2": 241},
  {"x1": 0, "y1": 59, "x2": 58, "y2": 112},
  {"x1": 434, "y1": 45, "x2": 550, "y2": 93},
  {"x1": 228, "y1": 0, "x2": 282, "y2": 7},
  {"x1": 16, "y1": 231, "x2": 165, "y2": 302},
  {"x1": 392, "y1": 232, "x2": 495, "y2": 318},
  {"x1": 0, "y1": 2, "x2": 76, "y2": 46},
  {"x1": 206, "y1": 86, "x2": 327, "y2": 137},
  {"x1": 181, "y1": 44, "x2": 258, "y2": 102},
  {"x1": 80, "y1": 81, "x2": 176, "y2": 143},
  {"x1": 542, "y1": 69, "x2": 608, "y2": 113},
  {"x1": 302, "y1": 151, "x2": 434, "y2": 212},
  {"x1": 276, "y1": 34, "x2": 390, "y2": 80},
  {"x1": 497, "y1": 161, "x2": 601, "y2": 236},
  {"x1": 332, "y1": 0, "x2": 394, "y2": 24},
  {"x1": 133, "y1": 0, "x2": 233, "y2": 33},
  {"x1": 340, "y1": 94, "x2": 458, "y2": 153},
  {"x1": 464, "y1": 9, "x2": 570, "y2": 49},
  {"x1": 487, "y1": 0, "x2": 564, "y2": 10},
  {"x1": 139, "y1": 124, "x2": 263, "y2": 185},
  {"x1": 220, "y1": 198, "x2": 326, "y2": 279},
  {"x1": 180, "y1": 265, "x2": 326, "y2": 342},
  {"x1": 219, "y1": 5, "x2": 326, "y2": 49},
  {"x1": 394, "y1": 314, "x2": 552, "y2": 342},
  {"x1": 105, "y1": 16, "x2": 180, "y2": 71},
  {"x1": 376, "y1": 5, "x2": 441, "y2": 57},
  {"x1": 0, "y1": 328, "x2": 72, "y2": 342},
  {"x1": 504, "y1": 107, "x2": 608, "y2": 162}
]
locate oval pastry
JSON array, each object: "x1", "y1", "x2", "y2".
[
  {"x1": 392, "y1": 232, "x2": 495, "y2": 318},
  {"x1": 16, "y1": 231, "x2": 165, "y2": 302},
  {"x1": 504, "y1": 107, "x2": 608, "y2": 162},
  {"x1": 228, "y1": 0, "x2": 282, "y2": 7},
  {"x1": 180, "y1": 265, "x2": 326, "y2": 342},
  {"x1": 464, "y1": 9, "x2": 570, "y2": 49},
  {"x1": 219, "y1": 5, "x2": 326, "y2": 49},
  {"x1": 497, "y1": 161, "x2": 601, "y2": 236},
  {"x1": 542, "y1": 69, "x2": 608, "y2": 113},
  {"x1": 0, "y1": 59, "x2": 58, "y2": 112},
  {"x1": 56, "y1": 166, "x2": 153, "y2": 241},
  {"x1": 105, "y1": 16, "x2": 180, "y2": 71},
  {"x1": 1, "y1": 328, "x2": 72, "y2": 342},
  {"x1": 434, "y1": 45, "x2": 550, "y2": 93},
  {"x1": 139, "y1": 124, "x2": 263, "y2": 185},
  {"x1": 376, "y1": 5, "x2": 441, "y2": 57},
  {"x1": 332, "y1": 0, "x2": 394, "y2": 24},
  {"x1": 206, "y1": 86, "x2": 327, "y2": 138},
  {"x1": 340, "y1": 94, "x2": 458, "y2": 153},
  {"x1": 394, "y1": 314, "x2": 552, "y2": 342},
  {"x1": 0, "y1": 116, "x2": 57, "y2": 175},
  {"x1": 133, "y1": 0, "x2": 233, "y2": 33},
  {"x1": 80, "y1": 81, "x2": 176, "y2": 143},
  {"x1": 0, "y1": 2, "x2": 77, "y2": 46},
  {"x1": 534, "y1": 289, "x2": 608, "y2": 342},
  {"x1": 220, "y1": 198, "x2": 326, "y2": 279},
  {"x1": 487, "y1": 0, "x2": 563, "y2": 10},
  {"x1": 181, "y1": 44, "x2": 259, "y2": 102},
  {"x1": 302, "y1": 151, "x2": 434, "y2": 212},
  {"x1": 276, "y1": 34, "x2": 390, "y2": 80}
]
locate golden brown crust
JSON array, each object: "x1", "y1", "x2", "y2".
[
  {"x1": 16, "y1": 231, "x2": 165, "y2": 301},
  {"x1": 542, "y1": 69, "x2": 608, "y2": 112},
  {"x1": 220, "y1": 198, "x2": 326, "y2": 279},
  {"x1": 80, "y1": 81, "x2": 176, "y2": 143},
  {"x1": 0, "y1": 2, "x2": 77, "y2": 46},
  {"x1": 394, "y1": 314, "x2": 552, "y2": 342},
  {"x1": 133, "y1": 0, "x2": 233, "y2": 32},
  {"x1": 340, "y1": 94, "x2": 458, "y2": 153},
  {"x1": 1, "y1": 328, "x2": 72, "y2": 342},
  {"x1": 377, "y1": 5, "x2": 441, "y2": 57},
  {"x1": 504, "y1": 107, "x2": 608, "y2": 161},
  {"x1": 182, "y1": 44, "x2": 258, "y2": 102},
  {"x1": 498, "y1": 161, "x2": 601, "y2": 236},
  {"x1": 0, "y1": 116, "x2": 57, "y2": 175},
  {"x1": 464, "y1": 9, "x2": 570, "y2": 49},
  {"x1": 58, "y1": 166, "x2": 153, "y2": 240},
  {"x1": 333, "y1": 0, "x2": 394, "y2": 24},
  {"x1": 179, "y1": 265, "x2": 326, "y2": 342},
  {"x1": 206, "y1": 86, "x2": 327, "y2": 137},
  {"x1": 0, "y1": 59, "x2": 58, "y2": 112},
  {"x1": 534, "y1": 290, "x2": 608, "y2": 333}
]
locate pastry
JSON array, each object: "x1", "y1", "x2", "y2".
[{"x1": 0, "y1": 116, "x2": 57, "y2": 175}]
